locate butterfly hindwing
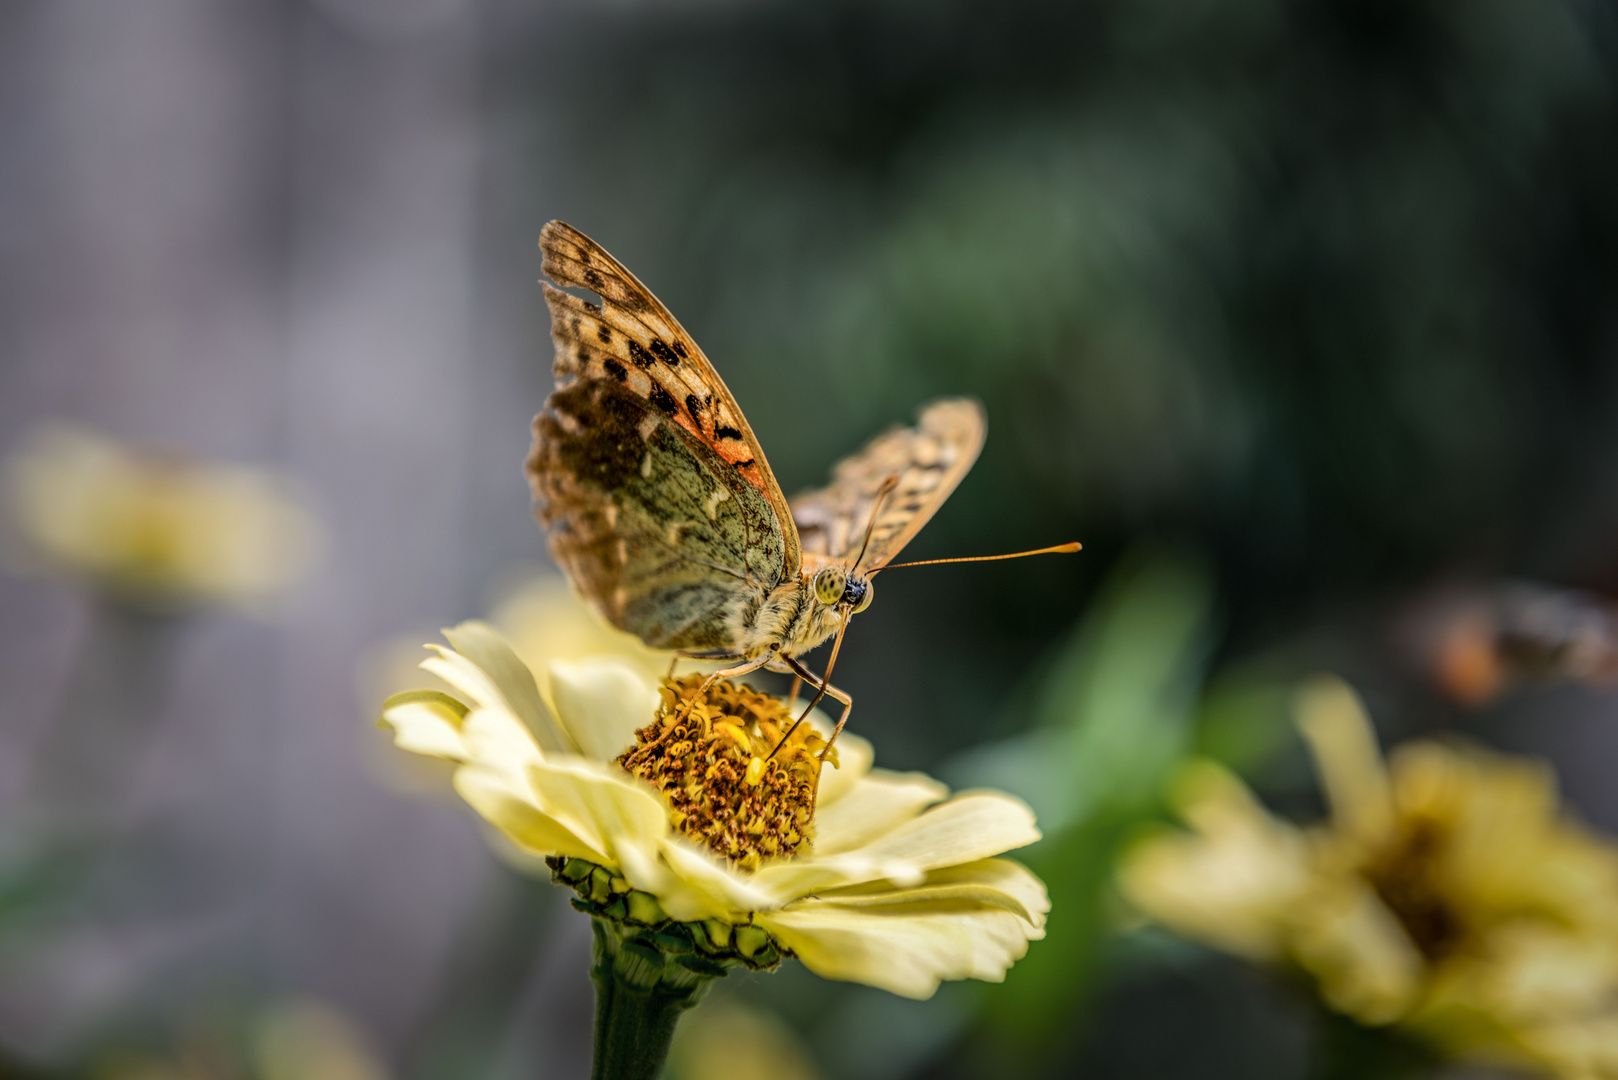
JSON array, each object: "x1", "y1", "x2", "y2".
[
  {"x1": 527, "y1": 377, "x2": 785, "y2": 651},
  {"x1": 539, "y1": 221, "x2": 802, "y2": 577},
  {"x1": 791, "y1": 398, "x2": 986, "y2": 570}
]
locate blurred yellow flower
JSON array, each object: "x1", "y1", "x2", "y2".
[
  {"x1": 667, "y1": 998, "x2": 823, "y2": 1080},
  {"x1": 379, "y1": 587, "x2": 1047, "y2": 1000},
  {"x1": 1120, "y1": 675, "x2": 1618, "y2": 1078},
  {"x1": 253, "y1": 1000, "x2": 389, "y2": 1080},
  {"x1": 3, "y1": 424, "x2": 321, "y2": 609},
  {"x1": 91, "y1": 999, "x2": 387, "y2": 1080}
]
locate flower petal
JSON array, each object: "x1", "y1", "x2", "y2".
[
  {"x1": 1118, "y1": 762, "x2": 1311, "y2": 962},
  {"x1": 457, "y1": 706, "x2": 543, "y2": 773},
  {"x1": 522, "y1": 757, "x2": 670, "y2": 890},
  {"x1": 656, "y1": 837, "x2": 778, "y2": 922},
  {"x1": 814, "y1": 769, "x2": 949, "y2": 855},
  {"x1": 379, "y1": 690, "x2": 470, "y2": 761},
  {"x1": 1295, "y1": 676, "x2": 1393, "y2": 846},
  {"x1": 819, "y1": 858, "x2": 1049, "y2": 929},
  {"x1": 1291, "y1": 878, "x2": 1423, "y2": 1025},
  {"x1": 816, "y1": 731, "x2": 874, "y2": 807},
  {"x1": 428, "y1": 622, "x2": 576, "y2": 755},
  {"x1": 758, "y1": 900, "x2": 1042, "y2": 999},
  {"x1": 548, "y1": 657, "x2": 661, "y2": 763},
  {"x1": 754, "y1": 791, "x2": 1040, "y2": 902},
  {"x1": 493, "y1": 576, "x2": 672, "y2": 699},
  {"x1": 454, "y1": 763, "x2": 606, "y2": 864}
]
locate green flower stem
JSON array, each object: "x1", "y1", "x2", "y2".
[
  {"x1": 589, "y1": 916, "x2": 718, "y2": 1080},
  {"x1": 550, "y1": 858, "x2": 784, "y2": 1080}
]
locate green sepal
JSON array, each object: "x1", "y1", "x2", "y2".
[{"x1": 546, "y1": 856, "x2": 786, "y2": 973}]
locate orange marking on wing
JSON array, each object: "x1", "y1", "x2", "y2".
[{"x1": 535, "y1": 220, "x2": 802, "y2": 575}]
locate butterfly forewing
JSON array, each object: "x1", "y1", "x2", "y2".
[
  {"x1": 538, "y1": 221, "x2": 802, "y2": 577},
  {"x1": 791, "y1": 398, "x2": 986, "y2": 571},
  {"x1": 528, "y1": 377, "x2": 787, "y2": 650},
  {"x1": 529, "y1": 222, "x2": 991, "y2": 672}
]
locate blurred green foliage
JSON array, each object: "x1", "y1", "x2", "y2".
[{"x1": 959, "y1": 550, "x2": 1216, "y2": 1056}]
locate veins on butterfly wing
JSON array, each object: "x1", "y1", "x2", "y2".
[{"x1": 640, "y1": 531, "x2": 750, "y2": 583}]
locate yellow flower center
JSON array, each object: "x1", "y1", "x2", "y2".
[
  {"x1": 617, "y1": 675, "x2": 833, "y2": 871},
  {"x1": 1365, "y1": 813, "x2": 1464, "y2": 962}
]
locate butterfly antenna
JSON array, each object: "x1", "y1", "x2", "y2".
[
  {"x1": 851, "y1": 475, "x2": 900, "y2": 576},
  {"x1": 768, "y1": 606, "x2": 852, "y2": 759},
  {"x1": 870, "y1": 541, "x2": 1083, "y2": 574}
]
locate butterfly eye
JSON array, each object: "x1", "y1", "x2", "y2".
[
  {"x1": 851, "y1": 578, "x2": 874, "y2": 614},
  {"x1": 814, "y1": 567, "x2": 846, "y2": 605}
]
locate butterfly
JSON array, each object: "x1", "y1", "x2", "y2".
[{"x1": 525, "y1": 221, "x2": 1076, "y2": 751}]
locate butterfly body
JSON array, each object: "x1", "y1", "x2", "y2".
[{"x1": 526, "y1": 222, "x2": 986, "y2": 735}]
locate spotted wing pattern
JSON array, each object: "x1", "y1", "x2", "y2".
[
  {"x1": 538, "y1": 220, "x2": 800, "y2": 576},
  {"x1": 791, "y1": 398, "x2": 986, "y2": 571},
  {"x1": 527, "y1": 377, "x2": 785, "y2": 650}
]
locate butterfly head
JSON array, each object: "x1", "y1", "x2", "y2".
[{"x1": 813, "y1": 565, "x2": 874, "y2": 615}]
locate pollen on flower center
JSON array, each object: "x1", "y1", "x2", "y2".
[{"x1": 617, "y1": 675, "x2": 833, "y2": 871}]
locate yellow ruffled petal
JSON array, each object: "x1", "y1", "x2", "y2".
[
  {"x1": 758, "y1": 900, "x2": 1042, "y2": 1000},
  {"x1": 815, "y1": 731, "x2": 874, "y2": 807},
  {"x1": 456, "y1": 706, "x2": 543, "y2": 774},
  {"x1": 812, "y1": 769, "x2": 949, "y2": 856},
  {"x1": 548, "y1": 657, "x2": 661, "y2": 763},
  {"x1": 521, "y1": 757, "x2": 670, "y2": 890},
  {"x1": 752, "y1": 791, "x2": 1040, "y2": 902},
  {"x1": 1295, "y1": 676, "x2": 1394, "y2": 846},
  {"x1": 492, "y1": 576, "x2": 671, "y2": 703},
  {"x1": 818, "y1": 858, "x2": 1049, "y2": 929},
  {"x1": 1119, "y1": 762, "x2": 1311, "y2": 962},
  {"x1": 1511, "y1": 1014, "x2": 1618, "y2": 1079},
  {"x1": 655, "y1": 836, "x2": 778, "y2": 922},
  {"x1": 379, "y1": 690, "x2": 470, "y2": 761},
  {"x1": 1291, "y1": 879, "x2": 1424, "y2": 1025},
  {"x1": 428, "y1": 622, "x2": 576, "y2": 755},
  {"x1": 453, "y1": 764, "x2": 606, "y2": 865}
]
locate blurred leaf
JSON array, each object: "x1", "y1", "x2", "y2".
[
  {"x1": 950, "y1": 547, "x2": 1215, "y2": 1060},
  {"x1": 0, "y1": 837, "x2": 97, "y2": 944},
  {"x1": 1192, "y1": 664, "x2": 1296, "y2": 778}
]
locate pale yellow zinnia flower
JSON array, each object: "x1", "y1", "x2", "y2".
[
  {"x1": 1120, "y1": 675, "x2": 1618, "y2": 1078},
  {"x1": 380, "y1": 586, "x2": 1047, "y2": 1000},
  {"x1": 3, "y1": 424, "x2": 321, "y2": 610}
]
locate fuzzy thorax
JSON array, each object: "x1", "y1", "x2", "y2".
[{"x1": 618, "y1": 676, "x2": 835, "y2": 870}]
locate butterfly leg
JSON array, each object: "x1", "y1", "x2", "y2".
[
  {"x1": 667, "y1": 648, "x2": 750, "y2": 683},
  {"x1": 774, "y1": 653, "x2": 854, "y2": 758},
  {"x1": 772, "y1": 654, "x2": 854, "y2": 810},
  {"x1": 624, "y1": 649, "x2": 779, "y2": 767}
]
